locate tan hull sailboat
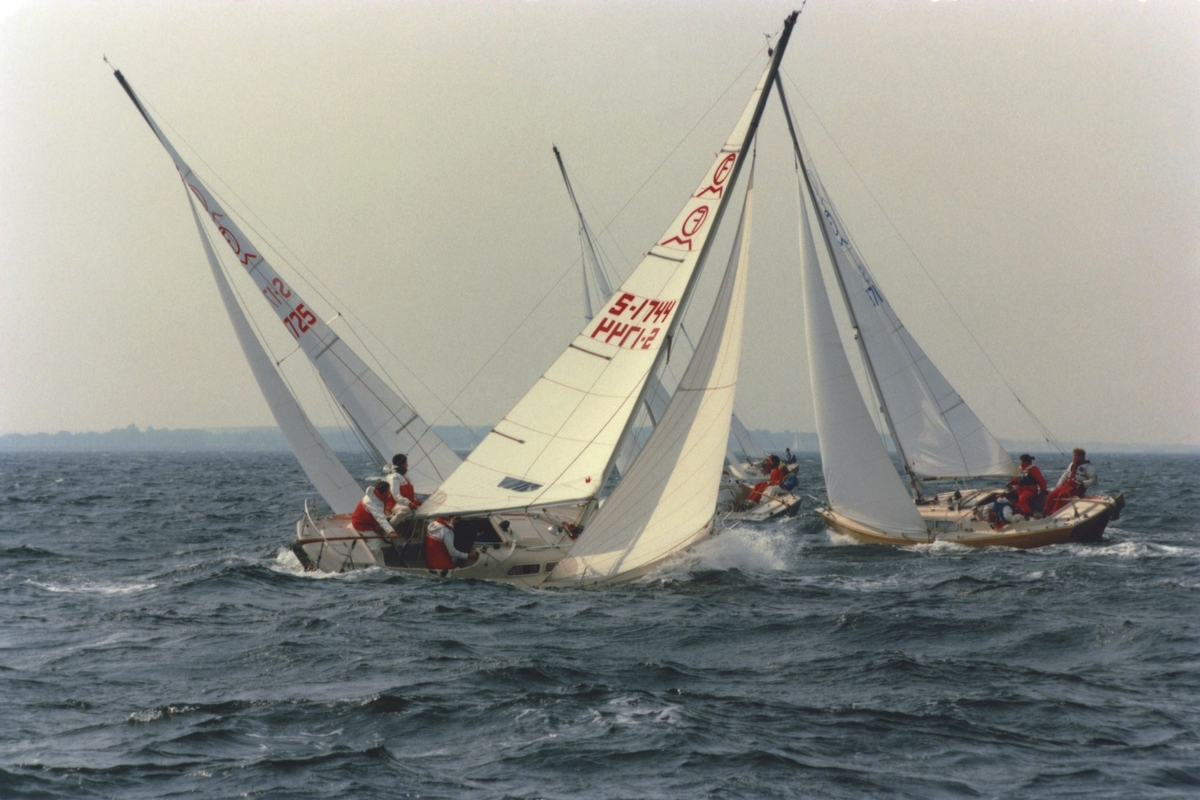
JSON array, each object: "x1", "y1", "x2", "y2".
[{"x1": 776, "y1": 80, "x2": 1124, "y2": 550}]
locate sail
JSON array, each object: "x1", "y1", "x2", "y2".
[
  {"x1": 554, "y1": 146, "x2": 613, "y2": 322},
  {"x1": 798, "y1": 174, "x2": 926, "y2": 537},
  {"x1": 421, "y1": 22, "x2": 797, "y2": 518},
  {"x1": 790, "y1": 124, "x2": 1017, "y2": 479},
  {"x1": 187, "y1": 193, "x2": 363, "y2": 514},
  {"x1": 730, "y1": 413, "x2": 766, "y2": 463},
  {"x1": 548, "y1": 169, "x2": 756, "y2": 586},
  {"x1": 114, "y1": 71, "x2": 461, "y2": 493}
]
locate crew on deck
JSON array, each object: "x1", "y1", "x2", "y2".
[
  {"x1": 386, "y1": 453, "x2": 422, "y2": 525},
  {"x1": 749, "y1": 455, "x2": 785, "y2": 504},
  {"x1": 1006, "y1": 454, "x2": 1047, "y2": 517},
  {"x1": 991, "y1": 490, "x2": 1025, "y2": 530},
  {"x1": 1044, "y1": 448, "x2": 1098, "y2": 515},
  {"x1": 424, "y1": 516, "x2": 477, "y2": 572},
  {"x1": 351, "y1": 480, "x2": 398, "y2": 539}
]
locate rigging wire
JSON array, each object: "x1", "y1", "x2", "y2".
[{"x1": 781, "y1": 67, "x2": 1066, "y2": 456}]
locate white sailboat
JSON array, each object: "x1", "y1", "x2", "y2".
[
  {"x1": 115, "y1": 11, "x2": 798, "y2": 584},
  {"x1": 551, "y1": 147, "x2": 800, "y2": 523},
  {"x1": 777, "y1": 81, "x2": 1124, "y2": 548}
]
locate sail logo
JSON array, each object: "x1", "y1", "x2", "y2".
[
  {"x1": 183, "y1": 178, "x2": 258, "y2": 267},
  {"x1": 589, "y1": 292, "x2": 676, "y2": 350},
  {"x1": 696, "y1": 153, "x2": 737, "y2": 198},
  {"x1": 659, "y1": 205, "x2": 710, "y2": 250},
  {"x1": 819, "y1": 199, "x2": 885, "y2": 307},
  {"x1": 499, "y1": 477, "x2": 542, "y2": 493}
]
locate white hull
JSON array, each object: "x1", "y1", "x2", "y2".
[{"x1": 291, "y1": 504, "x2": 585, "y2": 588}]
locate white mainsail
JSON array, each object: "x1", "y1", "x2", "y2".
[
  {"x1": 797, "y1": 170, "x2": 927, "y2": 538},
  {"x1": 548, "y1": 168, "x2": 757, "y2": 586},
  {"x1": 421, "y1": 25, "x2": 797, "y2": 518},
  {"x1": 186, "y1": 193, "x2": 363, "y2": 514},
  {"x1": 790, "y1": 117, "x2": 1017, "y2": 480},
  {"x1": 115, "y1": 72, "x2": 461, "y2": 493}
]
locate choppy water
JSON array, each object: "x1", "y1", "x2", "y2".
[{"x1": 1, "y1": 451, "x2": 1197, "y2": 798}]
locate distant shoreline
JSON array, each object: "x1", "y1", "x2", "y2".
[{"x1": 0, "y1": 425, "x2": 1196, "y2": 456}]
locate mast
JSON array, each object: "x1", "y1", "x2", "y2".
[{"x1": 775, "y1": 77, "x2": 921, "y2": 498}]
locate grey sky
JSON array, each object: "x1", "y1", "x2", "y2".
[{"x1": 2, "y1": 0, "x2": 1197, "y2": 447}]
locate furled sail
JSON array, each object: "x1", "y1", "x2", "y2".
[
  {"x1": 422, "y1": 17, "x2": 796, "y2": 518},
  {"x1": 114, "y1": 71, "x2": 461, "y2": 493},
  {"x1": 798, "y1": 171, "x2": 926, "y2": 537},
  {"x1": 787, "y1": 108, "x2": 1017, "y2": 480},
  {"x1": 186, "y1": 193, "x2": 363, "y2": 514},
  {"x1": 548, "y1": 167, "x2": 757, "y2": 586}
]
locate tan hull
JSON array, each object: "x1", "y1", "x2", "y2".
[{"x1": 818, "y1": 492, "x2": 1124, "y2": 549}]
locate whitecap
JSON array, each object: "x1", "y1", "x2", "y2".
[
  {"x1": 643, "y1": 526, "x2": 792, "y2": 583},
  {"x1": 27, "y1": 579, "x2": 156, "y2": 595}
]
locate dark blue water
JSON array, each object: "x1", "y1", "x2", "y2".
[{"x1": 1, "y1": 452, "x2": 1197, "y2": 799}]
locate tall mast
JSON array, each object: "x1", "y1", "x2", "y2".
[{"x1": 775, "y1": 77, "x2": 921, "y2": 498}]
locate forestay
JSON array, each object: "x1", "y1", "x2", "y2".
[
  {"x1": 115, "y1": 72, "x2": 461, "y2": 493},
  {"x1": 186, "y1": 194, "x2": 363, "y2": 514},
  {"x1": 421, "y1": 36, "x2": 795, "y2": 518},
  {"x1": 798, "y1": 174, "x2": 926, "y2": 538},
  {"x1": 791, "y1": 125, "x2": 1017, "y2": 480},
  {"x1": 548, "y1": 169, "x2": 757, "y2": 586}
]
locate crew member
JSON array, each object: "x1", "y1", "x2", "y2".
[
  {"x1": 386, "y1": 453, "x2": 422, "y2": 524},
  {"x1": 785, "y1": 448, "x2": 797, "y2": 465},
  {"x1": 424, "y1": 516, "x2": 476, "y2": 571},
  {"x1": 1044, "y1": 448, "x2": 1098, "y2": 515},
  {"x1": 749, "y1": 457, "x2": 785, "y2": 503},
  {"x1": 1006, "y1": 454, "x2": 1047, "y2": 516},
  {"x1": 351, "y1": 480, "x2": 398, "y2": 538},
  {"x1": 991, "y1": 491, "x2": 1024, "y2": 530}
]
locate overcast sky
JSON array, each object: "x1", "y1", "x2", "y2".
[{"x1": 2, "y1": 0, "x2": 1197, "y2": 447}]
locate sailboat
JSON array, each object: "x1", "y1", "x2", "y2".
[
  {"x1": 115, "y1": 11, "x2": 798, "y2": 585},
  {"x1": 776, "y1": 80, "x2": 1124, "y2": 548},
  {"x1": 551, "y1": 147, "x2": 800, "y2": 524}
]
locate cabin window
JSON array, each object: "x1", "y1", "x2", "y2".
[
  {"x1": 544, "y1": 562, "x2": 558, "y2": 573},
  {"x1": 506, "y1": 563, "x2": 541, "y2": 576}
]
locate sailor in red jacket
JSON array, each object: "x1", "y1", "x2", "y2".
[
  {"x1": 424, "y1": 516, "x2": 477, "y2": 571},
  {"x1": 749, "y1": 455, "x2": 784, "y2": 504},
  {"x1": 386, "y1": 453, "x2": 422, "y2": 524},
  {"x1": 351, "y1": 481, "x2": 398, "y2": 538},
  {"x1": 1006, "y1": 454, "x2": 1047, "y2": 516}
]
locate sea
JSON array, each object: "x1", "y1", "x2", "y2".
[{"x1": 1, "y1": 451, "x2": 1197, "y2": 799}]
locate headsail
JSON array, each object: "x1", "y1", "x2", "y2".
[
  {"x1": 114, "y1": 71, "x2": 461, "y2": 493},
  {"x1": 422, "y1": 14, "x2": 797, "y2": 518},
  {"x1": 797, "y1": 167, "x2": 926, "y2": 537},
  {"x1": 778, "y1": 85, "x2": 1017, "y2": 481},
  {"x1": 548, "y1": 166, "x2": 758, "y2": 586},
  {"x1": 186, "y1": 192, "x2": 363, "y2": 514}
]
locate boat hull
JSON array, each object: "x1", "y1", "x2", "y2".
[
  {"x1": 290, "y1": 509, "x2": 581, "y2": 588},
  {"x1": 817, "y1": 492, "x2": 1124, "y2": 549}
]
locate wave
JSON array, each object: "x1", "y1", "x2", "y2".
[{"x1": 26, "y1": 578, "x2": 156, "y2": 595}]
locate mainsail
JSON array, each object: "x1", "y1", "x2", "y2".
[
  {"x1": 796, "y1": 166, "x2": 926, "y2": 537},
  {"x1": 186, "y1": 193, "x2": 363, "y2": 514},
  {"x1": 548, "y1": 167, "x2": 757, "y2": 586},
  {"x1": 779, "y1": 85, "x2": 1017, "y2": 481},
  {"x1": 422, "y1": 16, "x2": 796, "y2": 518},
  {"x1": 115, "y1": 71, "x2": 461, "y2": 493}
]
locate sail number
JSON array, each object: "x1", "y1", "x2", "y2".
[
  {"x1": 589, "y1": 292, "x2": 677, "y2": 350},
  {"x1": 260, "y1": 277, "x2": 317, "y2": 339}
]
